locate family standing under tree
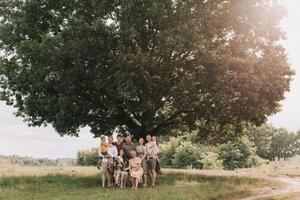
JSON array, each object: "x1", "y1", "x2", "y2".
[{"x1": 98, "y1": 134, "x2": 159, "y2": 189}]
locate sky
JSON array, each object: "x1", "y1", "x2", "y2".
[
  {"x1": 0, "y1": 0, "x2": 300, "y2": 159},
  {"x1": 267, "y1": 0, "x2": 300, "y2": 131}
]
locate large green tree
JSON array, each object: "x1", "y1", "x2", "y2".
[{"x1": 0, "y1": 0, "x2": 293, "y2": 139}]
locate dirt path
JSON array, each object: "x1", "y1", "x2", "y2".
[
  {"x1": 163, "y1": 168, "x2": 300, "y2": 199},
  {"x1": 240, "y1": 176, "x2": 300, "y2": 200}
]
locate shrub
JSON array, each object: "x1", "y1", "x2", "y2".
[
  {"x1": 218, "y1": 137, "x2": 258, "y2": 170},
  {"x1": 172, "y1": 141, "x2": 203, "y2": 169},
  {"x1": 246, "y1": 154, "x2": 265, "y2": 167},
  {"x1": 77, "y1": 148, "x2": 98, "y2": 166},
  {"x1": 201, "y1": 152, "x2": 222, "y2": 169},
  {"x1": 159, "y1": 137, "x2": 180, "y2": 167}
]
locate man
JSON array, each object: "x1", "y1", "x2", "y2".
[
  {"x1": 152, "y1": 136, "x2": 161, "y2": 174},
  {"x1": 122, "y1": 134, "x2": 136, "y2": 163},
  {"x1": 99, "y1": 136, "x2": 118, "y2": 187},
  {"x1": 121, "y1": 134, "x2": 135, "y2": 187},
  {"x1": 112, "y1": 134, "x2": 123, "y2": 154},
  {"x1": 146, "y1": 134, "x2": 159, "y2": 187}
]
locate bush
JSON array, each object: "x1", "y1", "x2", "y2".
[
  {"x1": 218, "y1": 137, "x2": 258, "y2": 170},
  {"x1": 159, "y1": 137, "x2": 180, "y2": 167},
  {"x1": 246, "y1": 154, "x2": 265, "y2": 167},
  {"x1": 77, "y1": 148, "x2": 98, "y2": 166},
  {"x1": 201, "y1": 152, "x2": 222, "y2": 169},
  {"x1": 159, "y1": 132, "x2": 267, "y2": 170},
  {"x1": 172, "y1": 141, "x2": 203, "y2": 169}
]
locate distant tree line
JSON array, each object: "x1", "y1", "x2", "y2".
[
  {"x1": 247, "y1": 125, "x2": 300, "y2": 161},
  {"x1": 1, "y1": 155, "x2": 76, "y2": 166}
]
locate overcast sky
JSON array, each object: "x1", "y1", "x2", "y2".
[
  {"x1": 267, "y1": 0, "x2": 300, "y2": 131},
  {"x1": 0, "y1": 0, "x2": 299, "y2": 159}
]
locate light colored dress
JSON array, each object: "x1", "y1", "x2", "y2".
[
  {"x1": 136, "y1": 145, "x2": 147, "y2": 174},
  {"x1": 129, "y1": 157, "x2": 143, "y2": 182}
]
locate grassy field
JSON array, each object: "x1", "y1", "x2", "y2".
[{"x1": 0, "y1": 164, "x2": 273, "y2": 200}]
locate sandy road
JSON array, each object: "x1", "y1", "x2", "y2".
[{"x1": 240, "y1": 176, "x2": 300, "y2": 200}]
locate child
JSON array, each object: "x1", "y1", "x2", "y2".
[
  {"x1": 114, "y1": 150, "x2": 125, "y2": 187},
  {"x1": 97, "y1": 135, "x2": 108, "y2": 170},
  {"x1": 107, "y1": 153, "x2": 114, "y2": 174}
]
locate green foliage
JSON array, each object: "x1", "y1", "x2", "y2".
[
  {"x1": 269, "y1": 129, "x2": 300, "y2": 161},
  {"x1": 218, "y1": 137, "x2": 260, "y2": 170},
  {"x1": 247, "y1": 124, "x2": 274, "y2": 160},
  {"x1": 0, "y1": 0, "x2": 293, "y2": 139},
  {"x1": 159, "y1": 133, "x2": 222, "y2": 169},
  {"x1": 201, "y1": 152, "x2": 222, "y2": 170},
  {"x1": 159, "y1": 137, "x2": 180, "y2": 167},
  {"x1": 76, "y1": 148, "x2": 98, "y2": 166},
  {"x1": 246, "y1": 124, "x2": 300, "y2": 161},
  {"x1": 172, "y1": 141, "x2": 203, "y2": 169}
]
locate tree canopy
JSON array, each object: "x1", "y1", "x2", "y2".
[{"x1": 0, "y1": 0, "x2": 293, "y2": 139}]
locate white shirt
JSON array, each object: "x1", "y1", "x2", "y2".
[{"x1": 99, "y1": 144, "x2": 118, "y2": 162}]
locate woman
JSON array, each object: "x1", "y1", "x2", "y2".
[
  {"x1": 146, "y1": 135, "x2": 158, "y2": 187},
  {"x1": 99, "y1": 136, "x2": 118, "y2": 188},
  {"x1": 124, "y1": 150, "x2": 143, "y2": 189},
  {"x1": 136, "y1": 138, "x2": 147, "y2": 186},
  {"x1": 97, "y1": 135, "x2": 108, "y2": 170}
]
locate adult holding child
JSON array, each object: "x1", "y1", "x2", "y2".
[
  {"x1": 152, "y1": 136, "x2": 161, "y2": 174},
  {"x1": 136, "y1": 138, "x2": 148, "y2": 187},
  {"x1": 97, "y1": 135, "x2": 108, "y2": 169},
  {"x1": 99, "y1": 136, "x2": 118, "y2": 188},
  {"x1": 146, "y1": 135, "x2": 159, "y2": 187}
]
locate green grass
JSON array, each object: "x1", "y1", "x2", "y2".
[{"x1": 0, "y1": 172, "x2": 270, "y2": 200}]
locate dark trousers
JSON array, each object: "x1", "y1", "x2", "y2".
[{"x1": 155, "y1": 158, "x2": 161, "y2": 174}]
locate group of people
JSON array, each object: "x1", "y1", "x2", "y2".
[{"x1": 97, "y1": 134, "x2": 159, "y2": 189}]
